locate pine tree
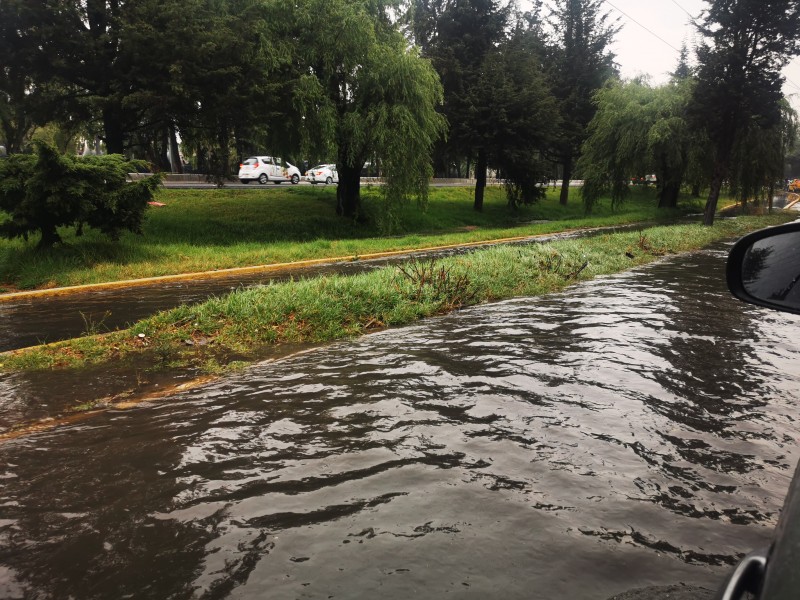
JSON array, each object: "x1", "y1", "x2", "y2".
[{"x1": 547, "y1": 0, "x2": 619, "y2": 205}]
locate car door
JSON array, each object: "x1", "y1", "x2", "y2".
[{"x1": 273, "y1": 157, "x2": 286, "y2": 180}]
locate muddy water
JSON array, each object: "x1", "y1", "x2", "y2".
[{"x1": 2, "y1": 243, "x2": 800, "y2": 600}]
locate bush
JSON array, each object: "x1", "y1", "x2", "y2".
[{"x1": 0, "y1": 142, "x2": 162, "y2": 249}]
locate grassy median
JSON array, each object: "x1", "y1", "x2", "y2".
[
  {"x1": 1, "y1": 213, "x2": 792, "y2": 375},
  {"x1": 0, "y1": 185, "x2": 702, "y2": 291}
]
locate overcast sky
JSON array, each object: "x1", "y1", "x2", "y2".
[{"x1": 537, "y1": 0, "x2": 800, "y2": 110}]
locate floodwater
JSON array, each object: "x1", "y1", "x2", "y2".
[{"x1": 1, "y1": 242, "x2": 800, "y2": 599}]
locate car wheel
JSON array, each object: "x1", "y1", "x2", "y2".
[
  {"x1": 291, "y1": 174, "x2": 300, "y2": 184},
  {"x1": 326, "y1": 176, "x2": 332, "y2": 185},
  {"x1": 258, "y1": 173, "x2": 268, "y2": 184}
]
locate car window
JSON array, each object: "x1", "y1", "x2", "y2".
[{"x1": 243, "y1": 158, "x2": 257, "y2": 166}]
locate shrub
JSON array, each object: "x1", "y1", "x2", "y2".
[{"x1": 0, "y1": 142, "x2": 162, "y2": 249}]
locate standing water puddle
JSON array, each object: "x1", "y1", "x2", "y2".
[{"x1": 1, "y1": 242, "x2": 800, "y2": 599}]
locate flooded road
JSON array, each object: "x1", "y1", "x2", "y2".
[{"x1": 2, "y1": 242, "x2": 800, "y2": 599}]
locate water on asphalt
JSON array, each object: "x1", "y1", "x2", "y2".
[{"x1": 1, "y1": 242, "x2": 799, "y2": 599}]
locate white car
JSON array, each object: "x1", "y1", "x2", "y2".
[
  {"x1": 238, "y1": 156, "x2": 301, "y2": 185},
  {"x1": 306, "y1": 164, "x2": 339, "y2": 185}
]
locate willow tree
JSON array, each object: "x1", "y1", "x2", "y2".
[
  {"x1": 579, "y1": 78, "x2": 698, "y2": 212},
  {"x1": 288, "y1": 0, "x2": 446, "y2": 223}
]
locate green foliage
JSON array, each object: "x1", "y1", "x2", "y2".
[
  {"x1": 579, "y1": 78, "x2": 699, "y2": 211},
  {"x1": 409, "y1": 1, "x2": 558, "y2": 210},
  {"x1": 2, "y1": 0, "x2": 293, "y2": 178},
  {"x1": 482, "y1": 23, "x2": 559, "y2": 208},
  {"x1": 288, "y1": 0, "x2": 447, "y2": 223},
  {"x1": 0, "y1": 143, "x2": 162, "y2": 248},
  {"x1": 728, "y1": 99, "x2": 798, "y2": 206},
  {"x1": 691, "y1": 0, "x2": 800, "y2": 224},
  {"x1": 410, "y1": 0, "x2": 509, "y2": 153},
  {"x1": 546, "y1": 0, "x2": 620, "y2": 203}
]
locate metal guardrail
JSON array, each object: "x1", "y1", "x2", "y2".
[
  {"x1": 128, "y1": 173, "x2": 585, "y2": 187},
  {"x1": 128, "y1": 173, "x2": 507, "y2": 185}
]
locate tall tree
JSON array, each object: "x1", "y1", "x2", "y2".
[
  {"x1": 0, "y1": 0, "x2": 48, "y2": 153},
  {"x1": 690, "y1": 0, "x2": 800, "y2": 225},
  {"x1": 547, "y1": 0, "x2": 619, "y2": 205},
  {"x1": 164, "y1": 0, "x2": 291, "y2": 180},
  {"x1": 671, "y1": 42, "x2": 693, "y2": 80},
  {"x1": 727, "y1": 100, "x2": 798, "y2": 211},
  {"x1": 479, "y1": 17, "x2": 559, "y2": 208},
  {"x1": 288, "y1": 0, "x2": 446, "y2": 222},
  {"x1": 4, "y1": 0, "x2": 286, "y2": 178},
  {"x1": 408, "y1": 0, "x2": 510, "y2": 211}
]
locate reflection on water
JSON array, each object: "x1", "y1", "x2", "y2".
[{"x1": 1, "y1": 243, "x2": 800, "y2": 599}]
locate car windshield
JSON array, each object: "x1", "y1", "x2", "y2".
[{"x1": 242, "y1": 158, "x2": 257, "y2": 166}]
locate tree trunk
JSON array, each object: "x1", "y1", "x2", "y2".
[
  {"x1": 158, "y1": 129, "x2": 171, "y2": 172},
  {"x1": 336, "y1": 163, "x2": 362, "y2": 218},
  {"x1": 169, "y1": 124, "x2": 183, "y2": 174},
  {"x1": 658, "y1": 181, "x2": 681, "y2": 208},
  {"x1": 102, "y1": 104, "x2": 125, "y2": 155},
  {"x1": 768, "y1": 183, "x2": 775, "y2": 212},
  {"x1": 473, "y1": 148, "x2": 487, "y2": 212},
  {"x1": 37, "y1": 224, "x2": 61, "y2": 250},
  {"x1": 559, "y1": 156, "x2": 573, "y2": 206},
  {"x1": 657, "y1": 157, "x2": 681, "y2": 209},
  {"x1": 691, "y1": 183, "x2": 701, "y2": 198},
  {"x1": 703, "y1": 164, "x2": 725, "y2": 226}
]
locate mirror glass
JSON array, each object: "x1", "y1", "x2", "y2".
[{"x1": 742, "y1": 231, "x2": 800, "y2": 311}]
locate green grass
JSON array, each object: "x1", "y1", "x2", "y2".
[
  {"x1": 2, "y1": 213, "x2": 791, "y2": 374},
  {"x1": 0, "y1": 185, "x2": 703, "y2": 290}
]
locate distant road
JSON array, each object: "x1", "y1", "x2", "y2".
[{"x1": 154, "y1": 176, "x2": 585, "y2": 190}]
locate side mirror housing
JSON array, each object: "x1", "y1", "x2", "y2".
[{"x1": 727, "y1": 221, "x2": 800, "y2": 315}]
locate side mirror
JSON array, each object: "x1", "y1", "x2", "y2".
[{"x1": 727, "y1": 221, "x2": 800, "y2": 315}]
